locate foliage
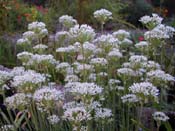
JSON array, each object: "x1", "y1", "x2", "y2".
[
  {"x1": 0, "y1": 38, "x2": 17, "y2": 67},
  {"x1": 122, "y1": 0, "x2": 153, "y2": 26},
  {"x1": 0, "y1": 0, "x2": 48, "y2": 33}
]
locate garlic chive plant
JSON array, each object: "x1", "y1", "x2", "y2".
[
  {"x1": 0, "y1": 10, "x2": 174, "y2": 131},
  {"x1": 93, "y1": 8, "x2": 112, "y2": 33}
]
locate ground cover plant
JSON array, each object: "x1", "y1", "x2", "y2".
[{"x1": 0, "y1": 8, "x2": 175, "y2": 131}]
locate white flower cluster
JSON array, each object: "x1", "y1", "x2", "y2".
[
  {"x1": 93, "y1": 9, "x2": 112, "y2": 24},
  {"x1": 56, "y1": 45, "x2": 77, "y2": 53},
  {"x1": 23, "y1": 31, "x2": 35, "y2": 40},
  {"x1": 147, "y1": 70, "x2": 174, "y2": 83},
  {"x1": 121, "y1": 94, "x2": 139, "y2": 103},
  {"x1": 28, "y1": 21, "x2": 46, "y2": 33},
  {"x1": 47, "y1": 114, "x2": 60, "y2": 125},
  {"x1": 144, "y1": 61, "x2": 161, "y2": 71},
  {"x1": 113, "y1": 29, "x2": 130, "y2": 41},
  {"x1": 33, "y1": 86, "x2": 63, "y2": 102},
  {"x1": 0, "y1": 70, "x2": 12, "y2": 85},
  {"x1": 96, "y1": 34, "x2": 119, "y2": 48},
  {"x1": 10, "y1": 66, "x2": 25, "y2": 76},
  {"x1": 12, "y1": 70, "x2": 46, "y2": 89},
  {"x1": 69, "y1": 24, "x2": 96, "y2": 43},
  {"x1": 55, "y1": 31, "x2": 69, "y2": 42},
  {"x1": 17, "y1": 51, "x2": 33, "y2": 64},
  {"x1": 129, "y1": 55, "x2": 148, "y2": 68},
  {"x1": 33, "y1": 44, "x2": 48, "y2": 50},
  {"x1": 5, "y1": 93, "x2": 30, "y2": 110},
  {"x1": 64, "y1": 74, "x2": 79, "y2": 82},
  {"x1": 65, "y1": 82, "x2": 103, "y2": 96},
  {"x1": 95, "y1": 108, "x2": 112, "y2": 119},
  {"x1": 117, "y1": 68, "x2": 136, "y2": 77},
  {"x1": 139, "y1": 13, "x2": 163, "y2": 26},
  {"x1": 129, "y1": 82, "x2": 159, "y2": 99},
  {"x1": 59, "y1": 15, "x2": 77, "y2": 28},
  {"x1": 74, "y1": 63, "x2": 93, "y2": 74},
  {"x1": 153, "y1": 111, "x2": 169, "y2": 122},
  {"x1": 62, "y1": 106, "x2": 91, "y2": 122},
  {"x1": 27, "y1": 54, "x2": 56, "y2": 66},
  {"x1": 16, "y1": 38, "x2": 30, "y2": 46},
  {"x1": 82, "y1": 42, "x2": 97, "y2": 53},
  {"x1": 135, "y1": 41, "x2": 149, "y2": 49},
  {"x1": 108, "y1": 48, "x2": 123, "y2": 59},
  {"x1": 144, "y1": 24, "x2": 175, "y2": 40},
  {"x1": 90, "y1": 58, "x2": 108, "y2": 66}
]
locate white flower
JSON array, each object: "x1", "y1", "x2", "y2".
[
  {"x1": 75, "y1": 64, "x2": 93, "y2": 74},
  {"x1": 27, "y1": 54, "x2": 56, "y2": 66},
  {"x1": 28, "y1": 21, "x2": 46, "y2": 32},
  {"x1": 56, "y1": 47, "x2": 69, "y2": 53},
  {"x1": 17, "y1": 38, "x2": 30, "y2": 46},
  {"x1": 59, "y1": 15, "x2": 77, "y2": 28},
  {"x1": 144, "y1": 24, "x2": 175, "y2": 40},
  {"x1": 10, "y1": 66, "x2": 25, "y2": 76},
  {"x1": 129, "y1": 82, "x2": 159, "y2": 99},
  {"x1": 121, "y1": 94, "x2": 139, "y2": 103},
  {"x1": 88, "y1": 73, "x2": 97, "y2": 82},
  {"x1": 153, "y1": 112, "x2": 169, "y2": 122},
  {"x1": 39, "y1": 28, "x2": 48, "y2": 38},
  {"x1": 55, "y1": 31, "x2": 69, "y2": 42},
  {"x1": 12, "y1": 70, "x2": 46, "y2": 89},
  {"x1": 129, "y1": 55, "x2": 148, "y2": 68},
  {"x1": 144, "y1": 60, "x2": 161, "y2": 71},
  {"x1": 65, "y1": 82, "x2": 103, "y2": 96},
  {"x1": 17, "y1": 51, "x2": 33, "y2": 65},
  {"x1": 83, "y1": 42, "x2": 96, "y2": 53},
  {"x1": 93, "y1": 9, "x2": 112, "y2": 24},
  {"x1": 62, "y1": 106, "x2": 91, "y2": 122},
  {"x1": 5, "y1": 93, "x2": 30, "y2": 110},
  {"x1": 117, "y1": 68, "x2": 136, "y2": 76},
  {"x1": 47, "y1": 114, "x2": 60, "y2": 125},
  {"x1": 139, "y1": 13, "x2": 163, "y2": 27},
  {"x1": 96, "y1": 34, "x2": 119, "y2": 48},
  {"x1": 69, "y1": 24, "x2": 95, "y2": 43},
  {"x1": 90, "y1": 58, "x2": 108, "y2": 66},
  {"x1": 147, "y1": 70, "x2": 174, "y2": 83},
  {"x1": 23, "y1": 31, "x2": 35, "y2": 40},
  {"x1": 0, "y1": 71, "x2": 12, "y2": 85},
  {"x1": 65, "y1": 74, "x2": 79, "y2": 82},
  {"x1": 56, "y1": 62, "x2": 70, "y2": 72},
  {"x1": 33, "y1": 86, "x2": 63, "y2": 102},
  {"x1": 33, "y1": 44, "x2": 48, "y2": 50},
  {"x1": 108, "y1": 49, "x2": 123, "y2": 58},
  {"x1": 95, "y1": 108, "x2": 112, "y2": 119},
  {"x1": 119, "y1": 38, "x2": 133, "y2": 45},
  {"x1": 113, "y1": 30, "x2": 130, "y2": 40},
  {"x1": 135, "y1": 41, "x2": 149, "y2": 48}
]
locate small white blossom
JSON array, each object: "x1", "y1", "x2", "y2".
[
  {"x1": 5, "y1": 93, "x2": 30, "y2": 110},
  {"x1": 153, "y1": 112, "x2": 169, "y2": 122},
  {"x1": 65, "y1": 82, "x2": 103, "y2": 96},
  {"x1": 93, "y1": 9, "x2": 112, "y2": 24},
  {"x1": 69, "y1": 24, "x2": 95, "y2": 43},
  {"x1": 17, "y1": 38, "x2": 30, "y2": 46},
  {"x1": 33, "y1": 44, "x2": 48, "y2": 50},
  {"x1": 129, "y1": 82, "x2": 159, "y2": 99},
  {"x1": 113, "y1": 30, "x2": 130, "y2": 40},
  {"x1": 95, "y1": 108, "x2": 112, "y2": 119},
  {"x1": 59, "y1": 15, "x2": 77, "y2": 28},
  {"x1": 90, "y1": 58, "x2": 108, "y2": 66},
  {"x1": 47, "y1": 114, "x2": 60, "y2": 125},
  {"x1": 121, "y1": 94, "x2": 139, "y2": 103}
]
